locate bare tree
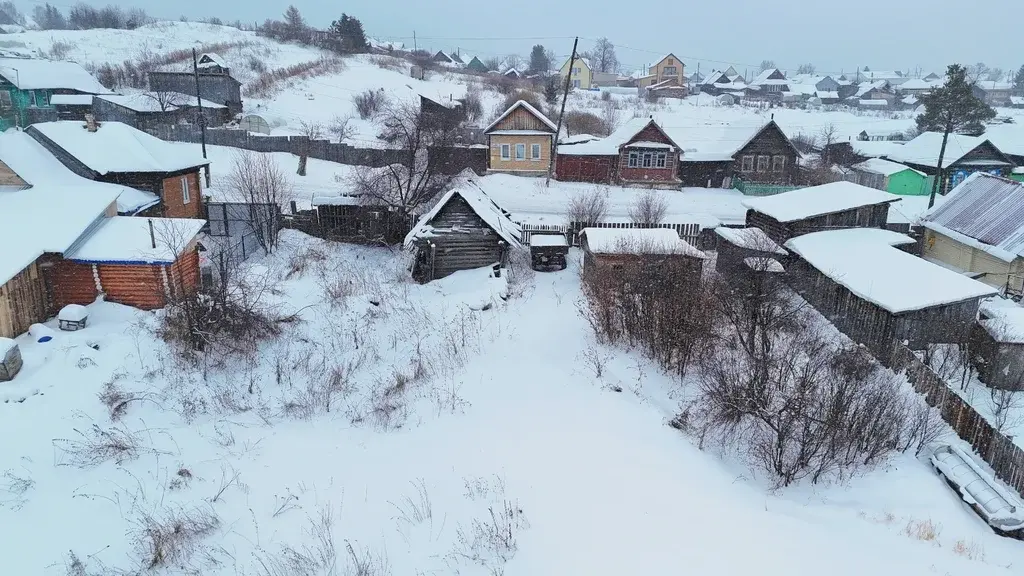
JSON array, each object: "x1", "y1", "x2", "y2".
[
  {"x1": 346, "y1": 101, "x2": 461, "y2": 219},
  {"x1": 759, "y1": 60, "x2": 777, "y2": 72},
  {"x1": 296, "y1": 121, "x2": 323, "y2": 176},
  {"x1": 818, "y1": 122, "x2": 840, "y2": 165},
  {"x1": 565, "y1": 188, "x2": 608, "y2": 226},
  {"x1": 225, "y1": 149, "x2": 289, "y2": 254},
  {"x1": 144, "y1": 90, "x2": 188, "y2": 113},
  {"x1": 502, "y1": 54, "x2": 524, "y2": 72},
  {"x1": 628, "y1": 190, "x2": 668, "y2": 226},
  {"x1": 328, "y1": 114, "x2": 356, "y2": 142},
  {"x1": 585, "y1": 38, "x2": 619, "y2": 74}
]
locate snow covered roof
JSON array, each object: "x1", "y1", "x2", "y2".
[
  {"x1": 982, "y1": 124, "x2": 1024, "y2": 158},
  {"x1": 714, "y1": 227, "x2": 787, "y2": 255},
  {"x1": 886, "y1": 132, "x2": 1010, "y2": 168},
  {"x1": 815, "y1": 91, "x2": 839, "y2": 99},
  {"x1": 49, "y1": 94, "x2": 94, "y2": 106},
  {"x1": 581, "y1": 228, "x2": 706, "y2": 258},
  {"x1": 751, "y1": 68, "x2": 786, "y2": 85},
  {"x1": 0, "y1": 57, "x2": 110, "y2": 93},
  {"x1": 404, "y1": 184, "x2": 522, "y2": 248},
  {"x1": 744, "y1": 257, "x2": 785, "y2": 273},
  {"x1": 854, "y1": 81, "x2": 889, "y2": 98},
  {"x1": 556, "y1": 117, "x2": 652, "y2": 156},
  {"x1": 979, "y1": 298, "x2": 1024, "y2": 344},
  {"x1": 97, "y1": 92, "x2": 227, "y2": 112},
  {"x1": 742, "y1": 181, "x2": 901, "y2": 223},
  {"x1": 0, "y1": 130, "x2": 157, "y2": 215},
  {"x1": 898, "y1": 78, "x2": 934, "y2": 91},
  {"x1": 852, "y1": 158, "x2": 924, "y2": 177},
  {"x1": 197, "y1": 53, "x2": 227, "y2": 69},
  {"x1": 845, "y1": 140, "x2": 905, "y2": 158},
  {"x1": 859, "y1": 99, "x2": 889, "y2": 107},
  {"x1": 530, "y1": 233, "x2": 568, "y2": 247},
  {"x1": 66, "y1": 217, "x2": 205, "y2": 264},
  {"x1": 921, "y1": 173, "x2": 1024, "y2": 263},
  {"x1": 30, "y1": 121, "x2": 210, "y2": 175},
  {"x1": 785, "y1": 228, "x2": 997, "y2": 314},
  {"x1": 484, "y1": 100, "x2": 557, "y2": 134},
  {"x1": 975, "y1": 80, "x2": 1012, "y2": 91}
]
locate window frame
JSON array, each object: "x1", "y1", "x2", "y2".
[
  {"x1": 500, "y1": 143, "x2": 511, "y2": 160},
  {"x1": 663, "y1": 66, "x2": 677, "y2": 77},
  {"x1": 0, "y1": 91, "x2": 11, "y2": 108},
  {"x1": 772, "y1": 155, "x2": 786, "y2": 173},
  {"x1": 531, "y1": 143, "x2": 542, "y2": 161},
  {"x1": 515, "y1": 143, "x2": 526, "y2": 161},
  {"x1": 656, "y1": 152, "x2": 667, "y2": 168},
  {"x1": 741, "y1": 155, "x2": 755, "y2": 172},
  {"x1": 642, "y1": 152, "x2": 653, "y2": 168},
  {"x1": 757, "y1": 155, "x2": 770, "y2": 173},
  {"x1": 181, "y1": 175, "x2": 191, "y2": 204},
  {"x1": 628, "y1": 151, "x2": 639, "y2": 167}
]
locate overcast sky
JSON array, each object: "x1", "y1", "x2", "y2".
[{"x1": 35, "y1": 1, "x2": 1020, "y2": 77}]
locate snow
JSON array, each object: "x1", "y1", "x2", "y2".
[
  {"x1": 978, "y1": 297, "x2": 1024, "y2": 344},
  {"x1": 625, "y1": 140, "x2": 675, "y2": 149},
  {"x1": 581, "y1": 227, "x2": 706, "y2": 257},
  {"x1": 785, "y1": 228, "x2": 998, "y2": 314},
  {"x1": 484, "y1": 100, "x2": 557, "y2": 133},
  {"x1": 859, "y1": 99, "x2": 890, "y2": 107},
  {"x1": 96, "y1": 92, "x2": 227, "y2": 112},
  {"x1": 931, "y1": 444, "x2": 1024, "y2": 531},
  {"x1": 48, "y1": 94, "x2": 93, "y2": 106},
  {"x1": 57, "y1": 305, "x2": 88, "y2": 323},
  {"x1": 921, "y1": 173, "x2": 1024, "y2": 263},
  {"x1": 853, "y1": 158, "x2": 924, "y2": 177},
  {"x1": 0, "y1": 129, "x2": 157, "y2": 215},
  {"x1": 405, "y1": 185, "x2": 522, "y2": 248},
  {"x1": 0, "y1": 336, "x2": 14, "y2": 356},
  {"x1": 742, "y1": 181, "x2": 901, "y2": 223},
  {"x1": 886, "y1": 132, "x2": 1009, "y2": 168},
  {"x1": 0, "y1": 56, "x2": 109, "y2": 93},
  {"x1": 714, "y1": 227, "x2": 787, "y2": 254},
  {"x1": 66, "y1": 217, "x2": 206, "y2": 264},
  {"x1": 529, "y1": 233, "x2": 568, "y2": 247},
  {"x1": 310, "y1": 195, "x2": 362, "y2": 206},
  {"x1": 31, "y1": 121, "x2": 211, "y2": 175},
  {"x1": 744, "y1": 257, "x2": 785, "y2": 272},
  {"x1": 847, "y1": 140, "x2": 906, "y2": 158}
]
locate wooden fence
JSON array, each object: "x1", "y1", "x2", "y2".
[{"x1": 518, "y1": 221, "x2": 706, "y2": 248}]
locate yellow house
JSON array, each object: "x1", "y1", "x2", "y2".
[
  {"x1": 484, "y1": 100, "x2": 557, "y2": 176},
  {"x1": 559, "y1": 57, "x2": 592, "y2": 90},
  {"x1": 638, "y1": 53, "x2": 685, "y2": 89}
]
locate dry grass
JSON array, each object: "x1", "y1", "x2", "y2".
[
  {"x1": 952, "y1": 538, "x2": 985, "y2": 560},
  {"x1": 132, "y1": 505, "x2": 220, "y2": 571},
  {"x1": 54, "y1": 424, "x2": 147, "y2": 468},
  {"x1": 245, "y1": 57, "x2": 346, "y2": 99},
  {"x1": 902, "y1": 518, "x2": 941, "y2": 543}
]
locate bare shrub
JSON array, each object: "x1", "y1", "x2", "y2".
[
  {"x1": 354, "y1": 89, "x2": 387, "y2": 120},
  {"x1": 369, "y1": 54, "x2": 402, "y2": 71},
  {"x1": 132, "y1": 505, "x2": 220, "y2": 571},
  {"x1": 390, "y1": 478, "x2": 433, "y2": 528},
  {"x1": 952, "y1": 538, "x2": 985, "y2": 560},
  {"x1": 600, "y1": 101, "x2": 620, "y2": 134},
  {"x1": 565, "y1": 188, "x2": 608, "y2": 226},
  {"x1": 224, "y1": 149, "x2": 287, "y2": 255},
  {"x1": 500, "y1": 89, "x2": 545, "y2": 114},
  {"x1": 285, "y1": 245, "x2": 327, "y2": 279},
  {"x1": 462, "y1": 86, "x2": 484, "y2": 124},
  {"x1": 54, "y1": 423, "x2": 146, "y2": 468},
  {"x1": 244, "y1": 57, "x2": 345, "y2": 99},
  {"x1": 601, "y1": 90, "x2": 612, "y2": 102},
  {"x1": 627, "y1": 190, "x2": 668, "y2": 226},
  {"x1": 328, "y1": 114, "x2": 356, "y2": 142},
  {"x1": 579, "y1": 346, "x2": 610, "y2": 379},
  {"x1": 255, "y1": 507, "x2": 392, "y2": 576},
  {"x1": 448, "y1": 500, "x2": 529, "y2": 574},
  {"x1": 564, "y1": 110, "x2": 611, "y2": 136},
  {"x1": 47, "y1": 40, "x2": 76, "y2": 60},
  {"x1": 98, "y1": 378, "x2": 135, "y2": 420},
  {"x1": 0, "y1": 468, "x2": 33, "y2": 511},
  {"x1": 903, "y1": 518, "x2": 941, "y2": 543}
]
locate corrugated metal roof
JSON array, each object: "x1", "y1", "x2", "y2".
[{"x1": 922, "y1": 173, "x2": 1024, "y2": 258}]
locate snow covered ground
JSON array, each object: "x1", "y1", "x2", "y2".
[{"x1": 1, "y1": 231, "x2": 1022, "y2": 574}]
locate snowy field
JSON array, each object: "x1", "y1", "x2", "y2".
[{"x1": 1, "y1": 231, "x2": 1022, "y2": 574}]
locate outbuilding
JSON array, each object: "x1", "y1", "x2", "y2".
[{"x1": 580, "y1": 227, "x2": 706, "y2": 286}]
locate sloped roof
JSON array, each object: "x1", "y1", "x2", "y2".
[
  {"x1": 197, "y1": 53, "x2": 227, "y2": 69},
  {"x1": 852, "y1": 158, "x2": 924, "y2": 177},
  {"x1": 484, "y1": 100, "x2": 557, "y2": 134},
  {"x1": 898, "y1": 78, "x2": 934, "y2": 90},
  {"x1": 751, "y1": 68, "x2": 786, "y2": 85},
  {"x1": 714, "y1": 227, "x2": 787, "y2": 254},
  {"x1": 404, "y1": 184, "x2": 522, "y2": 248},
  {"x1": 581, "y1": 227, "x2": 705, "y2": 257},
  {"x1": 97, "y1": 92, "x2": 227, "y2": 112},
  {"x1": 855, "y1": 80, "x2": 889, "y2": 98},
  {"x1": 66, "y1": 216, "x2": 205, "y2": 264},
  {"x1": 886, "y1": 132, "x2": 1011, "y2": 168},
  {"x1": 29, "y1": 121, "x2": 210, "y2": 175},
  {"x1": 0, "y1": 56, "x2": 110, "y2": 93},
  {"x1": 921, "y1": 172, "x2": 1024, "y2": 262},
  {"x1": 742, "y1": 181, "x2": 901, "y2": 223}
]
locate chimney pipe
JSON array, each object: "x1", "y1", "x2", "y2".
[
  {"x1": 148, "y1": 219, "x2": 156, "y2": 249},
  {"x1": 84, "y1": 113, "x2": 97, "y2": 132}
]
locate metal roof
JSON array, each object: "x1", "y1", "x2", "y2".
[{"x1": 922, "y1": 173, "x2": 1024, "y2": 260}]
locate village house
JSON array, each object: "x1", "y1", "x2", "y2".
[
  {"x1": 404, "y1": 185, "x2": 521, "y2": 282},
  {"x1": 919, "y1": 173, "x2": 1024, "y2": 297},
  {"x1": 554, "y1": 117, "x2": 682, "y2": 187},
  {"x1": 635, "y1": 54, "x2": 686, "y2": 96},
  {"x1": 855, "y1": 69, "x2": 908, "y2": 86},
  {"x1": 785, "y1": 227, "x2": 997, "y2": 350},
  {"x1": 885, "y1": 132, "x2": 1015, "y2": 193},
  {"x1": 27, "y1": 119, "x2": 211, "y2": 218},
  {"x1": 743, "y1": 181, "x2": 902, "y2": 244},
  {"x1": 745, "y1": 68, "x2": 789, "y2": 102},
  {"x1": 484, "y1": 100, "x2": 557, "y2": 176},
  {"x1": 0, "y1": 131, "x2": 204, "y2": 338},
  {"x1": 850, "y1": 80, "x2": 896, "y2": 107},
  {"x1": 974, "y1": 81, "x2": 1014, "y2": 106},
  {"x1": 897, "y1": 78, "x2": 937, "y2": 97},
  {"x1": 697, "y1": 70, "x2": 748, "y2": 97},
  {"x1": 431, "y1": 50, "x2": 456, "y2": 65},
  {"x1": 580, "y1": 227, "x2": 706, "y2": 283},
  {"x1": 465, "y1": 56, "x2": 489, "y2": 73},
  {"x1": 971, "y1": 298, "x2": 1024, "y2": 390},
  {"x1": 824, "y1": 138, "x2": 907, "y2": 166},
  {"x1": 0, "y1": 56, "x2": 111, "y2": 130},
  {"x1": 559, "y1": 57, "x2": 593, "y2": 90},
  {"x1": 849, "y1": 158, "x2": 927, "y2": 195},
  {"x1": 678, "y1": 120, "x2": 801, "y2": 188},
  {"x1": 147, "y1": 56, "x2": 242, "y2": 116},
  {"x1": 91, "y1": 92, "x2": 231, "y2": 132}
]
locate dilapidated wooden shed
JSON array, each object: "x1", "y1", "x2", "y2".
[{"x1": 404, "y1": 185, "x2": 522, "y2": 282}]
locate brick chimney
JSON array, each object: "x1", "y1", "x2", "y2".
[{"x1": 84, "y1": 114, "x2": 98, "y2": 132}]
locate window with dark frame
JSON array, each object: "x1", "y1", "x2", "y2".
[
  {"x1": 757, "y1": 156, "x2": 769, "y2": 172},
  {"x1": 628, "y1": 151, "x2": 639, "y2": 167},
  {"x1": 656, "y1": 152, "x2": 667, "y2": 168},
  {"x1": 0, "y1": 91, "x2": 11, "y2": 108},
  {"x1": 772, "y1": 155, "x2": 786, "y2": 173},
  {"x1": 741, "y1": 155, "x2": 755, "y2": 172},
  {"x1": 642, "y1": 152, "x2": 653, "y2": 167}
]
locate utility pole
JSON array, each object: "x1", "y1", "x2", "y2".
[
  {"x1": 413, "y1": 30, "x2": 417, "y2": 52},
  {"x1": 192, "y1": 48, "x2": 210, "y2": 187},
  {"x1": 546, "y1": 37, "x2": 578, "y2": 187}
]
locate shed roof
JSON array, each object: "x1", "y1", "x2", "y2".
[
  {"x1": 921, "y1": 173, "x2": 1024, "y2": 263},
  {"x1": 49, "y1": 94, "x2": 94, "y2": 106},
  {"x1": 886, "y1": 132, "x2": 1011, "y2": 168},
  {"x1": 197, "y1": 53, "x2": 228, "y2": 68},
  {"x1": 30, "y1": 121, "x2": 210, "y2": 175},
  {"x1": 979, "y1": 298, "x2": 1024, "y2": 344},
  {"x1": 97, "y1": 92, "x2": 227, "y2": 112},
  {"x1": 404, "y1": 184, "x2": 522, "y2": 248},
  {"x1": 714, "y1": 227, "x2": 787, "y2": 255},
  {"x1": 484, "y1": 100, "x2": 557, "y2": 134},
  {"x1": 742, "y1": 181, "x2": 901, "y2": 223},
  {"x1": 66, "y1": 217, "x2": 206, "y2": 264},
  {"x1": 785, "y1": 228, "x2": 997, "y2": 314},
  {"x1": 581, "y1": 228, "x2": 706, "y2": 258},
  {"x1": 0, "y1": 57, "x2": 110, "y2": 93},
  {"x1": 852, "y1": 158, "x2": 924, "y2": 177}
]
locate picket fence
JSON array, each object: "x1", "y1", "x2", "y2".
[{"x1": 518, "y1": 221, "x2": 704, "y2": 248}]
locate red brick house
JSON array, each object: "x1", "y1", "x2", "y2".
[
  {"x1": 556, "y1": 117, "x2": 682, "y2": 187},
  {"x1": 26, "y1": 119, "x2": 210, "y2": 218}
]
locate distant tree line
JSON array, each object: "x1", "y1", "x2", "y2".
[
  {"x1": 29, "y1": 3, "x2": 151, "y2": 31},
  {"x1": 257, "y1": 5, "x2": 368, "y2": 55}
]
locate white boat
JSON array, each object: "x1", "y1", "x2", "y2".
[{"x1": 931, "y1": 444, "x2": 1024, "y2": 534}]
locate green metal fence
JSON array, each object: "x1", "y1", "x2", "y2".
[{"x1": 732, "y1": 179, "x2": 801, "y2": 196}]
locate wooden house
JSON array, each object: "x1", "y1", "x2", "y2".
[
  {"x1": 746, "y1": 68, "x2": 789, "y2": 102},
  {"x1": 785, "y1": 228, "x2": 998, "y2": 350},
  {"x1": 850, "y1": 158, "x2": 927, "y2": 195},
  {"x1": 484, "y1": 100, "x2": 557, "y2": 176},
  {"x1": 743, "y1": 181, "x2": 901, "y2": 244},
  {"x1": 677, "y1": 120, "x2": 801, "y2": 188},
  {"x1": 850, "y1": 80, "x2": 896, "y2": 107},
  {"x1": 920, "y1": 173, "x2": 1024, "y2": 297},
  {"x1": 404, "y1": 185, "x2": 522, "y2": 282},
  {"x1": 971, "y1": 299, "x2": 1024, "y2": 390},
  {"x1": 92, "y1": 92, "x2": 230, "y2": 132},
  {"x1": 49, "y1": 94, "x2": 94, "y2": 120},
  {"x1": 973, "y1": 81, "x2": 1013, "y2": 106},
  {"x1": 580, "y1": 227, "x2": 706, "y2": 286},
  {"x1": 465, "y1": 56, "x2": 489, "y2": 73},
  {"x1": 0, "y1": 56, "x2": 111, "y2": 130},
  {"x1": 559, "y1": 57, "x2": 593, "y2": 90},
  {"x1": 26, "y1": 119, "x2": 210, "y2": 218},
  {"x1": 0, "y1": 130, "x2": 204, "y2": 338},
  {"x1": 886, "y1": 132, "x2": 1015, "y2": 193},
  {"x1": 636, "y1": 54, "x2": 685, "y2": 91},
  {"x1": 555, "y1": 117, "x2": 682, "y2": 187},
  {"x1": 196, "y1": 53, "x2": 230, "y2": 75},
  {"x1": 432, "y1": 50, "x2": 456, "y2": 64},
  {"x1": 147, "y1": 68, "x2": 242, "y2": 116}
]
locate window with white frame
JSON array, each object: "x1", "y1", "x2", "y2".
[
  {"x1": 573, "y1": 79, "x2": 580, "y2": 88},
  {"x1": 772, "y1": 155, "x2": 786, "y2": 173},
  {"x1": 515, "y1": 143, "x2": 526, "y2": 160},
  {"x1": 181, "y1": 176, "x2": 191, "y2": 204},
  {"x1": 642, "y1": 152, "x2": 653, "y2": 167},
  {"x1": 757, "y1": 156, "x2": 769, "y2": 172},
  {"x1": 663, "y1": 66, "x2": 677, "y2": 77},
  {"x1": 531, "y1": 143, "x2": 542, "y2": 160},
  {"x1": 628, "y1": 151, "x2": 639, "y2": 167},
  {"x1": 500, "y1": 144, "x2": 510, "y2": 159},
  {"x1": 656, "y1": 152, "x2": 667, "y2": 168},
  {"x1": 741, "y1": 155, "x2": 755, "y2": 172}
]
